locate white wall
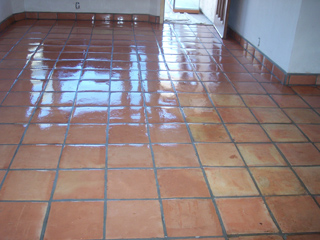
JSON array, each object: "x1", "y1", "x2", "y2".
[
  {"x1": 11, "y1": 0, "x2": 24, "y2": 13},
  {"x1": 288, "y1": 0, "x2": 320, "y2": 73},
  {"x1": 199, "y1": 0, "x2": 217, "y2": 23},
  {"x1": 24, "y1": 0, "x2": 161, "y2": 15},
  {"x1": 228, "y1": 0, "x2": 302, "y2": 73},
  {"x1": 0, "y1": 0, "x2": 13, "y2": 22}
]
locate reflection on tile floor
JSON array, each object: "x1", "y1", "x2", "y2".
[{"x1": 0, "y1": 19, "x2": 319, "y2": 240}]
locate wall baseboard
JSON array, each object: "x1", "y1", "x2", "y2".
[
  {"x1": 0, "y1": 11, "x2": 160, "y2": 33},
  {"x1": 228, "y1": 27, "x2": 320, "y2": 86}
]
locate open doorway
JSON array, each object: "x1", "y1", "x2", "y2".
[
  {"x1": 171, "y1": 0, "x2": 200, "y2": 14},
  {"x1": 164, "y1": 0, "x2": 212, "y2": 25}
]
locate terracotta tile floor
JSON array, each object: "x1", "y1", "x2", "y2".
[{"x1": 0, "y1": 20, "x2": 320, "y2": 240}]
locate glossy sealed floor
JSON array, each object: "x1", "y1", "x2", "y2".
[{"x1": 0, "y1": 20, "x2": 320, "y2": 240}]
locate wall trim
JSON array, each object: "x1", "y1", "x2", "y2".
[
  {"x1": 228, "y1": 27, "x2": 320, "y2": 86},
  {"x1": 0, "y1": 11, "x2": 160, "y2": 33}
]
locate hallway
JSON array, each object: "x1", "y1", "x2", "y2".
[{"x1": 0, "y1": 19, "x2": 319, "y2": 240}]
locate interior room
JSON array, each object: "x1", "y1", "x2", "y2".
[{"x1": 0, "y1": 0, "x2": 319, "y2": 239}]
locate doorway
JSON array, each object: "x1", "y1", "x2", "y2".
[
  {"x1": 164, "y1": 0, "x2": 212, "y2": 25},
  {"x1": 171, "y1": 0, "x2": 200, "y2": 14}
]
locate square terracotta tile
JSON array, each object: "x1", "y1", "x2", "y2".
[
  {"x1": 107, "y1": 144, "x2": 153, "y2": 168},
  {"x1": 145, "y1": 93, "x2": 179, "y2": 106},
  {"x1": 229, "y1": 236, "x2": 283, "y2": 240},
  {"x1": 147, "y1": 107, "x2": 184, "y2": 123},
  {"x1": 292, "y1": 86, "x2": 320, "y2": 95},
  {"x1": 45, "y1": 80, "x2": 79, "y2": 92},
  {"x1": 284, "y1": 109, "x2": 320, "y2": 124},
  {"x1": 44, "y1": 201, "x2": 104, "y2": 240},
  {"x1": 109, "y1": 107, "x2": 146, "y2": 123},
  {"x1": 271, "y1": 95, "x2": 309, "y2": 108},
  {"x1": 60, "y1": 145, "x2": 106, "y2": 168},
  {"x1": 233, "y1": 82, "x2": 266, "y2": 94},
  {"x1": 23, "y1": 124, "x2": 67, "y2": 144},
  {"x1": 105, "y1": 200, "x2": 164, "y2": 238},
  {"x1": 0, "y1": 171, "x2": 5, "y2": 183},
  {"x1": 286, "y1": 234, "x2": 320, "y2": 240},
  {"x1": 183, "y1": 107, "x2": 221, "y2": 123},
  {"x1": 218, "y1": 108, "x2": 257, "y2": 123},
  {"x1": 0, "y1": 80, "x2": 14, "y2": 91},
  {"x1": 0, "y1": 107, "x2": 34, "y2": 123},
  {"x1": 242, "y1": 95, "x2": 277, "y2": 108},
  {"x1": 219, "y1": 63, "x2": 247, "y2": 73},
  {"x1": 173, "y1": 81, "x2": 206, "y2": 93},
  {"x1": 177, "y1": 93, "x2": 213, "y2": 107},
  {"x1": 0, "y1": 124, "x2": 25, "y2": 144},
  {"x1": 107, "y1": 169, "x2": 158, "y2": 199},
  {"x1": 204, "y1": 81, "x2": 236, "y2": 93},
  {"x1": 110, "y1": 92, "x2": 143, "y2": 106},
  {"x1": 189, "y1": 124, "x2": 231, "y2": 142},
  {"x1": 250, "y1": 167, "x2": 306, "y2": 195},
  {"x1": 75, "y1": 92, "x2": 109, "y2": 106},
  {"x1": 261, "y1": 83, "x2": 294, "y2": 94},
  {"x1": 298, "y1": 124, "x2": 320, "y2": 142},
  {"x1": 157, "y1": 168, "x2": 210, "y2": 198},
  {"x1": 0, "y1": 170, "x2": 55, "y2": 200},
  {"x1": 53, "y1": 170, "x2": 105, "y2": 199},
  {"x1": 302, "y1": 96, "x2": 320, "y2": 108},
  {"x1": 251, "y1": 108, "x2": 291, "y2": 123},
  {"x1": 262, "y1": 124, "x2": 308, "y2": 142},
  {"x1": 31, "y1": 107, "x2": 72, "y2": 123},
  {"x1": 78, "y1": 80, "x2": 110, "y2": 92},
  {"x1": 294, "y1": 167, "x2": 320, "y2": 194},
  {"x1": 205, "y1": 167, "x2": 259, "y2": 196},
  {"x1": 196, "y1": 143, "x2": 244, "y2": 166},
  {"x1": 226, "y1": 73, "x2": 257, "y2": 82},
  {"x1": 162, "y1": 199, "x2": 223, "y2": 237},
  {"x1": 12, "y1": 79, "x2": 47, "y2": 92},
  {"x1": 227, "y1": 124, "x2": 270, "y2": 142},
  {"x1": 71, "y1": 106, "x2": 108, "y2": 123},
  {"x1": 149, "y1": 123, "x2": 191, "y2": 143},
  {"x1": 0, "y1": 145, "x2": 17, "y2": 169},
  {"x1": 210, "y1": 94, "x2": 245, "y2": 107},
  {"x1": 277, "y1": 143, "x2": 320, "y2": 166},
  {"x1": 39, "y1": 92, "x2": 75, "y2": 106},
  {"x1": 153, "y1": 143, "x2": 199, "y2": 167},
  {"x1": 216, "y1": 197, "x2": 278, "y2": 234},
  {"x1": 50, "y1": 69, "x2": 81, "y2": 80},
  {"x1": 11, "y1": 145, "x2": 61, "y2": 169},
  {"x1": 142, "y1": 80, "x2": 172, "y2": 92},
  {"x1": 0, "y1": 202, "x2": 48, "y2": 240},
  {"x1": 108, "y1": 124, "x2": 149, "y2": 144},
  {"x1": 238, "y1": 144, "x2": 286, "y2": 166},
  {"x1": 66, "y1": 124, "x2": 107, "y2": 144},
  {"x1": 2, "y1": 92, "x2": 40, "y2": 106},
  {"x1": 81, "y1": 70, "x2": 110, "y2": 80},
  {"x1": 266, "y1": 196, "x2": 320, "y2": 233}
]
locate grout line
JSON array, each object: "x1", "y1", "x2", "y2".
[
  {"x1": 0, "y1": 20, "x2": 58, "y2": 190},
  {"x1": 161, "y1": 23, "x2": 228, "y2": 240},
  {"x1": 187, "y1": 24, "x2": 287, "y2": 236},
  {"x1": 191, "y1": 23, "x2": 320, "y2": 232},
  {"x1": 215, "y1": 32, "x2": 320, "y2": 209},
  {"x1": 102, "y1": 21, "x2": 114, "y2": 240},
  {"x1": 134, "y1": 24, "x2": 168, "y2": 238},
  {"x1": 180, "y1": 23, "x2": 287, "y2": 237},
  {"x1": 39, "y1": 20, "x2": 93, "y2": 240}
]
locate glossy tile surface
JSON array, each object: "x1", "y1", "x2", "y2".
[{"x1": 0, "y1": 20, "x2": 319, "y2": 240}]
